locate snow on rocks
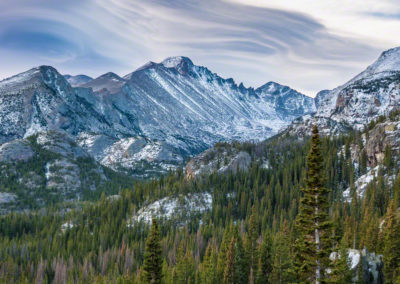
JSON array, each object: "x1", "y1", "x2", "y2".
[
  {"x1": 99, "y1": 137, "x2": 166, "y2": 170},
  {"x1": 0, "y1": 56, "x2": 315, "y2": 176},
  {"x1": 289, "y1": 47, "x2": 400, "y2": 137},
  {"x1": 343, "y1": 165, "x2": 395, "y2": 202},
  {"x1": 45, "y1": 159, "x2": 81, "y2": 192},
  {"x1": 0, "y1": 140, "x2": 34, "y2": 162},
  {"x1": 186, "y1": 145, "x2": 251, "y2": 179},
  {"x1": 61, "y1": 221, "x2": 74, "y2": 233},
  {"x1": 329, "y1": 248, "x2": 383, "y2": 283},
  {"x1": 0, "y1": 192, "x2": 17, "y2": 204},
  {"x1": 129, "y1": 192, "x2": 212, "y2": 225}
]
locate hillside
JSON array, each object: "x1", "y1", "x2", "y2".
[{"x1": 1, "y1": 111, "x2": 399, "y2": 282}]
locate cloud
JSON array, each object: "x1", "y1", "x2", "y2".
[{"x1": 0, "y1": 0, "x2": 399, "y2": 95}]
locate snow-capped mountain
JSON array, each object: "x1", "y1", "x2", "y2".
[
  {"x1": 289, "y1": 47, "x2": 400, "y2": 136},
  {"x1": 64, "y1": 74, "x2": 93, "y2": 87},
  {"x1": 80, "y1": 72, "x2": 125, "y2": 93},
  {"x1": 0, "y1": 56, "x2": 315, "y2": 174},
  {"x1": 0, "y1": 66, "x2": 139, "y2": 144}
]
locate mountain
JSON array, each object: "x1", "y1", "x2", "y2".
[
  {"x1": 0, "y1": 66, "x2": 139, "y2": 143},
  {"x1": 80, "y1": 72, "x2": 125, "y2": 93},
  {"x1": 288, "y1": 47, "x2": 400, "y2": 136},
  {"x1": 0, "y1": 57, "x2": 315, "y2": 176},
  {"x1": 0, "y1": 131, "x2": 134, "y2": 211},
  {"x1": 64, "y1": 74, "x2": 93, "y2": 87}
]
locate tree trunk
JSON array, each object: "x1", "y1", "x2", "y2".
[{"x1": 315, "y1": 193, "x2": 320, "y2": 284}]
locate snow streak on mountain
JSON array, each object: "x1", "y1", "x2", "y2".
[{"x1": 0, "y1": 56, "x2": 315, "y2": 173}]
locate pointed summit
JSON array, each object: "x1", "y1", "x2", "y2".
[
  {"x1": 363, "y1": 46, "x2": 400, "y2": 75},
  {"x1": 161, "y1": 56, "x2": 194, "y2": 75},
  {"x1": 81, "y1": 72, "x2": 125, "y2": 93},
  {"x1": 161, "y1": 56, "x2": 193, "y2": 68},
  {"x1": 256, "y1": 81, "x2": 284, "y2": 93}
]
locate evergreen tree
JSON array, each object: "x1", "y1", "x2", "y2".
[
  {"x1": 234, "y1": 233, "x2": 248, "y2": 284},
  {"x1": 294, "y1": 125, "x2": 333, "y2": 283},
  {"x1": 175, "y1": 242, "x2": 195, "y2": 284},
  {"x1": 256, "y1": 230, "x2": 273, "y2": 284},
  {"x1": 384, "y1": 145, "x2": 393, "y2": 172},
  {"x1": 356, "y1": 253, "x2": 364, "y2": 284},
  {"x1": 383, "y1": 200, "x2": 400, "y2": 283},
  {"x1": 270, "y1": 222, "x2": 294, "y2": 284},
  {"x1": 329, "y1": 239, "x2": 353, "y2": 283},
  {"x1": 246, "y1": 206, "x2": 259, "y2": 282},
  {"x1": 218, "y1": 226, "x2": 232, "y2": 279},
  {"x1": 143, "y1": 219, "x2": 163, "y2": 284},
  {"x1": 223, "y1": 238, "x2": 236, "y2": 284},
  {"x1": 200, "y1": 243, "x2": 218, "y2": 284}
]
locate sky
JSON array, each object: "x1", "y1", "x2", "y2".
[{"x1": 1, "y1": 0, "x2": 400, "y2": 96}]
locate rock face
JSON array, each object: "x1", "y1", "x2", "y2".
[
  {"x1": 289, "y1": 47, "x2": 400, "y2": 136},
  {"x1": 0, "y1": 131, "x2": 113, "y2": 210},
  {"x1": 130, "y1": 192, "x2": 212, "y2": 225},
  {"x1": 185, "y1": 143, "x2": 252, "y2": 179},
  {"x1": 363, "y1": 120, "x2": 400, "y2": 167},
  {"x1": 0, "y1": 57, "x2": 315, "y2": 175},
  {"x1": 358, "y1": 248, "x2": 383, "y2": 284},
  {"x1": 331, "y1": 248, "x2": 383, "y2": 284},
  {"x1": 0, "y1": 139, "x2": 35, "y2": 162}
]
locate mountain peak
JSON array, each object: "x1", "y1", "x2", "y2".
[
  {"x1": 161, "y1": 56, "x2": 194, "y2": 68},
  {"x1": 256, "y1": 81, "x2": 282, "y2": 93},
  {"x1": 356, "y1": 46, "x2": 400, "y2": 80},
  {"x1": 97, "y1": 72, "x2": 123, "y2": 81},
  {"x1": 161, "y1": 56, "x2": 194, "y2": 75}
]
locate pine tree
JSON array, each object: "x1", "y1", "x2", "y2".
[
  {"x1": 383, "y1": 200, "x2": 400, "y2": 283},
  {"x1": 329, "y1": 239, "x2": 353, "y2": 284},
  {"x1": 175, "y1": 242, "x2": 195, "y2": 284},
  {"x1": 200, "y1": 243, "x2": 218, "y2": 284},
  {"x1": 246, "y1": 206, "x2": 259, "y2": 282},
  {"x1": 234, "y1": 233, "x2": 248, "y2": 284},
  {"x1": 294, "y1": 125, "x2": 333, "y2": 284},
  {"x1": 143, "y1": 219, "x2": 163, "y2": 284},
  {"x1": 384, "y1": 145, "x2": 393, "y2": 172},
  {"x1": 256, "y1": 230, "x2": 273, "y2": 284},
  {"x1": 218, "y1": 226, "x2": 232, "y2": 279},
  {"x1": 356, "y1": 252, "x2": 364, "y2": 284},
  {"x1": 223, "y1": 238, "x2": 236, "y2": 284},
  {"x1": 270, "y1": 222, "x2": 294, "y2": 284}
]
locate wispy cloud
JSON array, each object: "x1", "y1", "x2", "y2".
[{"x1": 0, "y1": 0, "x2": 399, "y2": 95}]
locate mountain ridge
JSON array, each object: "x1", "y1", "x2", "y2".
[
  {"x1": 287, "y1": 46, "x2": 400, "y2": 136},
  {"x1": 0, "y1": 56, "x2": 315, "y2": 175}
]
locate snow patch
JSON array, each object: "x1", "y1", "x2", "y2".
[
  {"x1": 0, "y1": 192, "x2": 17, "y2": 204},
  {"x1": 61, "y1": 221, "x2": 74, "y2": 233},
  {"x1": 129, "y1": 192, "x2": 212, "y2": 225},
  {"x1": 343, "y1": 165, "x2": 394, "y2": 202},
  {"x1": 329, "y1": 249, "x2": 360, "y2": 270}
]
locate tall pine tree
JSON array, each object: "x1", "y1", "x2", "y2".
[
  {"x1": 294, "y1": 125, "x2": 333, "y2": 284},
  {"x1": 246, "y1": 206, "x2": 259, "y2": 282},
  {"x1": 143, "y1": 219, "x2": 163, "y2": 284},
  {"x1": 256, "y1": 230, "x2": 273, "y2": 284},
  {"x1": 224, "y1": 238, "x2": 236, "y2": 284},
  {"x1": 200, "y1": 243, "x2": 218, "y2": 284},
  {"x1": 383, "y1": 200, "x2": 400, "y2": 283}
]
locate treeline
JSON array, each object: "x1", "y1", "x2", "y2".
[{"x1": 0, "y1": 125, "x2": 400, "y2": 283}]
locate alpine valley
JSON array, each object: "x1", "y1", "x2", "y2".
[{"x1": 2, "y1": 47, "x2": 400, "y2": 284}]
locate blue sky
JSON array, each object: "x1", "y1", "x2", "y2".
[{"x1": 1, "y1": 0, "x2": 400, "y2": 96}]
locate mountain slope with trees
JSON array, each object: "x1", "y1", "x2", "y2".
[{"x1": 1, "y1": 113, "x2": 399, "y2": 282}]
